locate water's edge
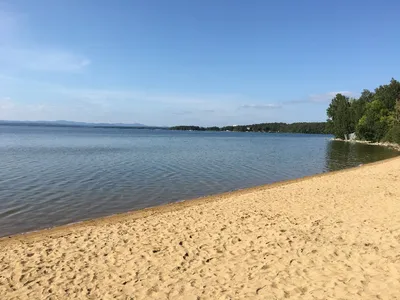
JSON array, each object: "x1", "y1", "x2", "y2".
[
  {"x1": 332, "y1": 138, "x2": 400, "y2": 151},
  {"x1": 2, "y1": 155, "x2": 399, "y2": 243}
]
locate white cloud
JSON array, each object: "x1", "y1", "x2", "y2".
[{"x1": 0, "y1": 10, "x2": 90, "y2": 72}]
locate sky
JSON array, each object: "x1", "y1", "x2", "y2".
[{"x1": 1, "y1": 0, "x2": 400, "y2": 126}]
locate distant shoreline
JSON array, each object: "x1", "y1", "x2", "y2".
[
  {"x1": 1, "y1": 120, "x2": 330, "y2": 135},
  {"x1": 170, "y1": 122, "x2": 328, "y2": 134},
  {"x1": 1, "y1": 122, "x2": 331, "y2": 135}
]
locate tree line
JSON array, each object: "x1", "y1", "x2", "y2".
[
  {"x1": 327, "y1": 78, "x2": 400, "y2": 143},
  {"x1": 170, "y1": 122, "x2": 328, "y2": 134}
]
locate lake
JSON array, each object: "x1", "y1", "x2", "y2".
[{"x1": 0, "y1": 125, "x2": 398, "y2": 237}]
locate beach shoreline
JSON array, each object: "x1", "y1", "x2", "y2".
[
  {"x1": 1, "y1": 156, "x2": 400, "y2": 299},
  {"x1": 1, "y1": 155, "x2": 398, "y2": 244}
]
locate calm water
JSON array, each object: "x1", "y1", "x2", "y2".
[{"x1": 0, "y1": 125, "x2": 398, "y2": 237}]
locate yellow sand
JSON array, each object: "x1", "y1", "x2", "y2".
[{"x1": 1, "y1": 157, "x2": 400, "y2": 300}]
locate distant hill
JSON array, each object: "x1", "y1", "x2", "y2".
[{"x1": 0, "y1": 120, "x2": 148, "y2": 127}]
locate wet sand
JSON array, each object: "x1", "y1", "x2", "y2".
[{"x1": 1, "y1": 157, "x2": 400, "y2": 299}]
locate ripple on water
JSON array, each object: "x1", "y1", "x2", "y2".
[{"x1": 0, "y1": 127, "x2": 398, "y2": 236}]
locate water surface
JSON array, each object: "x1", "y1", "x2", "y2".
[{"x1": 0, "y1": 125, "x2": 398, "y2": 237}]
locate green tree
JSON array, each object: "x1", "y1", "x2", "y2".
[
  {"x1": 355, "y1": 79, "x2": 400, "y2": 142},
  {"x1": 350, "y1": 89, "x2": 374, "y2": 128},
  {"x1": 373, "y1": 78, "x2": 400, "y2": 111},
  {"x1": 356, "y1": 100, "x2": 393, "y2": 142},
  {"x1": 327, "y1": 94, "x2": 353, "y2": 139},
  {"x1": 383, "y1": 99, "x2": 400, "y2": 143}
]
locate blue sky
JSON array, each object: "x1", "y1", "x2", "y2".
[{"x1": 1, "y1": 0, "x2": 399, "y2": 126}]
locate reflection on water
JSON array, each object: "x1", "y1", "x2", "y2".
[
  {"x1": 325, "y1": 140, "x2": 397, "y2": 171},
  {"x1": 0, "y1": 125, "x2": 398, "y2": 237}
]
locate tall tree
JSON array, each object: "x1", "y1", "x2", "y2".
[
  {"x1": 327, "y1": 94, "x2": 353, "y2": 139},
  {"x1": 352, "y1": 90, "x2": 373, "y2": 123}
]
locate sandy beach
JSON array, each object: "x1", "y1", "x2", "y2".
[{"x1": 1, "y1": 157, "x2": 400, "y2": 299}]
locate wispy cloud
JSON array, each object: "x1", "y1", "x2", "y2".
[
  {"x1": 0, "y1": 97, "x2": 50, "y2": 120},
  {"x1": 0, "y1": 96, "x2": 121, "y2": 123},
  {"x1": 285, "y1": 91, "x2": 356, "y2": 105},
  {"x1": 0, "y1": 10, "x2": 21, "y2": 42},
  {"x1": 60, "y1": 88, "x2": 242, "y2": 106},
  {"x1": 0, "y1": 75, "x2": 246, "y2": 124},
  {"x1": 239, "y1": 103, "x2": 282, "y2": 109},
  {"x1": 0, "y1": 81, "x2": 282, "y2": 125},
  {"x1": 309, "y1": 91, "x2": 354, "y2": 102},
  {"x1": 0, "y1": 10, "x2": 90, "y2": 72},
  {"x1": 171, "y1": 109, "x2": 216, "y2": 116},
  {"x1": 0, "y1": 97, "x2": 15, "y2": 110},
  {"x1": 0, "y1": 73, "x2": 342, "y2": 126},
  {"x1": 172, "y1": 110, "x2": 193, "y2": 115},
  {"x1": 0, "y1": 47, "x2": 90, "y2": 72}
]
